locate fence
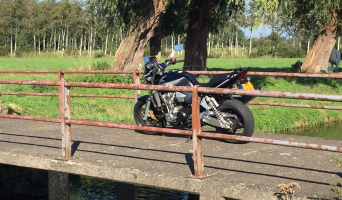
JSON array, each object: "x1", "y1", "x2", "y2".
[
  {"x1": 0, "y1": 70, "x2": 342, "y2": 178},
  {"x1": 1, "y1": 70, "x2": 342, "y2": 110}
]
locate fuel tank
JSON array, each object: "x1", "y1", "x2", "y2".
[
  {"x1": 159, "y1": 70, "x2": 199, "y2": 86},
  {"x1": 160, "y1": 70, "x2": 197, "y2": 104}
]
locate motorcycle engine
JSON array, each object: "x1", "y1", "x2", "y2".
[{"x1": 162, "y1": 92, "x2": 191, "y2": 125}]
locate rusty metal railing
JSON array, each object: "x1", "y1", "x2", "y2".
[
  {"x1": 1, "y1": 70, "x2": 342, "y2": 110},
  {"x1": 1, "y1": 69, "x2": 342, "y2": 78},
  {"x1": 0, "y1": 72, "x2": 342, "y2": 178}
]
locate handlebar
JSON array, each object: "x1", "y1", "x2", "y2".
[
  {"x1": 144, "y1": 58, "x2": 184, "y2": 77},
  {"x1": 164, "y1": 58, "x2": 184, "y2": 65}
]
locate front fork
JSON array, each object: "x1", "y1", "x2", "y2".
[
  {"x1": 143, "y1": 90, "x2": 154, "y2": 121},
  {"x1": 143, "y1": 98, "x2": 152, "y2": 121}
]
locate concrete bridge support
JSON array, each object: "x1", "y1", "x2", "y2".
[
  {"x1": 116, "y1": 182, "x2": 135, "y2": 200},
  {"x1": 48, "y1": 171, "x2": 69, "y2": 200}
]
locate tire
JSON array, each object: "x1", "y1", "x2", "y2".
[
  {"x1": 215, "y1": 99, "x2": 254, "y2": 143},
  {"x1": 133, "y1": 99, "x2": 166, "y2": 135}
]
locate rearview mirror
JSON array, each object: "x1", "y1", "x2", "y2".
[
  {"x1": 143, "y1": 56, "x2": 149, "y2": 63},
  {"x1": 174, "y1": 44, "x2": 183, "y2": 51}
]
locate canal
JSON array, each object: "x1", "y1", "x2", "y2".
[{"x1": 286, "y1": 122, "x2": 342, "y2": 140}]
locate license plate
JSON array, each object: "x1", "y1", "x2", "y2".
[{"x1": 241, "y1": 81, "x2": 254, "y2": 90}]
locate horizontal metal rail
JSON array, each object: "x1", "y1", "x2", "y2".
[
  {"x1": 248, "y1": 102, "x2": 342, "y2": 110},
  {"x1": 2, "y1": 70, "x2": 341, "y2": 108},
  {"x1": 1, "y1": 113, "x2": 340, "y2": 153},
  {"x1": 63, "y1": 82, "x2": 342, "y2": 102},
  {"x1": 2, "y1": 91, "x2": 342, "y2": 110},
  {"x1": 0, "y1": 92, "x2": 136, "y2": 99},
  {"x1": 1, "y1": 69, "x2": 342, "y2": 79},
  {"x1": 0, "y1": 114, "x2": 61, "y2": 123},
  {"x1": 199, "y1": 87, "x2": 342, "y2": 102},
  {"x1": 0, "y1": 79, "x2": 60, "y2": 86}
]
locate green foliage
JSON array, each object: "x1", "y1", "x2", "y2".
[
  {"x1": 0, "y1": 46, "x2": 10, "y2": 57},
  {"x1": 278, "y1": 0, "x2": 342, "y2": 37},
  {"x1": 331, "y1": 183, "x2": 342, "y2": 197},
  {"x1": 91, "y1": 61, "x2": 112, "y2": 70},
  {"x1": 332, "y1": 156, "x2": 342, "y2": 167},
  {"x1": 94, "y1": 51, "x2": 105, "y2": 58},
  {"x1": 249, "y1": 32, "x2": 307, "y2": 58}
]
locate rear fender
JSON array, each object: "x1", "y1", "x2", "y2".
[{"x1": 238, "y1": 86, "x2": 260, "y2": 104}]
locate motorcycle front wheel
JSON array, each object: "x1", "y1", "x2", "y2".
[
  {"x1": 133, "y1": 99, "x2": 166, "y2": 135},
  {"x1": 215, "y1": 99, "x2": 254, "y2": 143}
]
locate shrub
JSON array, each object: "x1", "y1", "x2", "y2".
[
  {"x1": 0, "y1": 46, "x2": 10, "y2": 56},
  {"x1": 94, "y1": 51, "x2": 104, "y2": 58},
  {"x1": 91, "y1": 62, "x2": 112, "y2": 70}
]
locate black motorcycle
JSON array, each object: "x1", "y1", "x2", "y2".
[{"x1": 134, "y1": 44, "x2": 256, "y2": 141}]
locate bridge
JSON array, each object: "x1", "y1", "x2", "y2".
[
  {"x1": 0, "y1": 118, "x2": 341, "y2": 200},
  {"x1": 0, "y1": 70, "x2": 342, "y2": 199}
]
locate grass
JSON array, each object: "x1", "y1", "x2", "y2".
[
  {"x1": 0, "y1": 57, "x2": 341, "y2": 134},
  {"x1": 0, "y1": 57, "x2": 116, "y2": 70}
]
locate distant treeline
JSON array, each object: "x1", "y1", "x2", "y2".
[{"x1": 0, "y1": 0, "x2": 307, "y2": 58}]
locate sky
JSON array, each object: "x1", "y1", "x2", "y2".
[
  {"x1": 242, "y1": 26, "x2": 272, "y2": 38},
  {"x1": 242, "y1": 25, "x2": 290, "y2": 39}
]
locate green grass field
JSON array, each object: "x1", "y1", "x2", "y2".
[
  {"x1": 0, "y1": 57, "x2": 116, "y2": 70},
  {"x1": 0, "y1": 57, "x2": 341, "y2": 134},
  {"x1": 0, "y1": 57, "x2": 302, "y2": 71}
]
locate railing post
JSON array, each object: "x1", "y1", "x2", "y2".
[
  {"x1": 59, "y1": 72, "x2": 71, "y2": 159},
  {"x1": 0, "y1": 83, "x2": 2, "y2": 114},
  {"x1": 58, "y1": 70, "x2": 64, "y2": 119},
  {"x1": 192, "y1": 85, "x2": 204, "y2": 177},
  {"x1": 133, "y1": 70, "x2": 141, "y2": 102}
]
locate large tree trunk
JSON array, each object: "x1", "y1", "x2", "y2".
[
  {"x1": 113, "y1": 0, "x2": 170, "y2": 70},
  {"x1": 301, "y1": 15, "x2": 339, "y2": 73},
  {"x1": 183, "y1": 0, "x2": 211, "y2": 71},
  {"x1": 149, "y1": 25, "x2": 162, "y2": 61}
]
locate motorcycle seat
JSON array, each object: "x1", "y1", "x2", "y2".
[{"x1": 200, "y1": 73, "x2": 232, "y2": 87}]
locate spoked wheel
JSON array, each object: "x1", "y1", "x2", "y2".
[
  {"x1": 134, "y1": 99, "x2": 166, "y2": 135},
  {"x1": 215, "y1": 99, "x2": 254, "y2": 143}
]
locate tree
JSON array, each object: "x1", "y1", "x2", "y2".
[
  {"x1": 183, "y1": 0, "x2": 244, "y2": 71},
  {"x1": 276, "y1": 1, "x2": 342, "y2": 73},
  {"x1": 150, "y1": 0, "x2": 189, "y2": 59},
  {"x1": 94, "y1": 0, "x2": 173, "y2": 70},
  {"x1": 244, "y1": 1, "x2": 260, "y2": 55}
]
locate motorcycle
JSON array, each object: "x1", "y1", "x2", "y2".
[{"x1": 134, "y1": 44, "x2": 256, "y2": 141}]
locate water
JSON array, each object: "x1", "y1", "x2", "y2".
[
  {"x1": 285, "y1": 122, "x2": 342, "y2": 140},
  {"x1": 68, "y1": 174, "x2": 194, "y2": 200}
]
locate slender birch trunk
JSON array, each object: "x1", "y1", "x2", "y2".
[
  {"x1": 79, "y1": 34, "x2": 83, "y2": 56},
  {"x1": 105, "y1": 29, "x2": 109, "y2": 56}
]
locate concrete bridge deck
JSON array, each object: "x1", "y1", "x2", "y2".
[{"x1": 0, "y1": 118, "x2": 341, "y2": 200}]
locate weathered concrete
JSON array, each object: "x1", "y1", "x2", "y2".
[
  {"x1": 0, "y1": 118, "x2": 341, "y2": 200},
  {"x1": 48, "y1": 171, "x2": 69, "y2": 200}
]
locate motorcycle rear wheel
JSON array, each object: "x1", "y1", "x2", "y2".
[
  {"x1": 215, "y1": 99, "x2": 254, "y2": 143},
  {"x1": 134, "y1": 99, "x2": 166, "y2": 135}
]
